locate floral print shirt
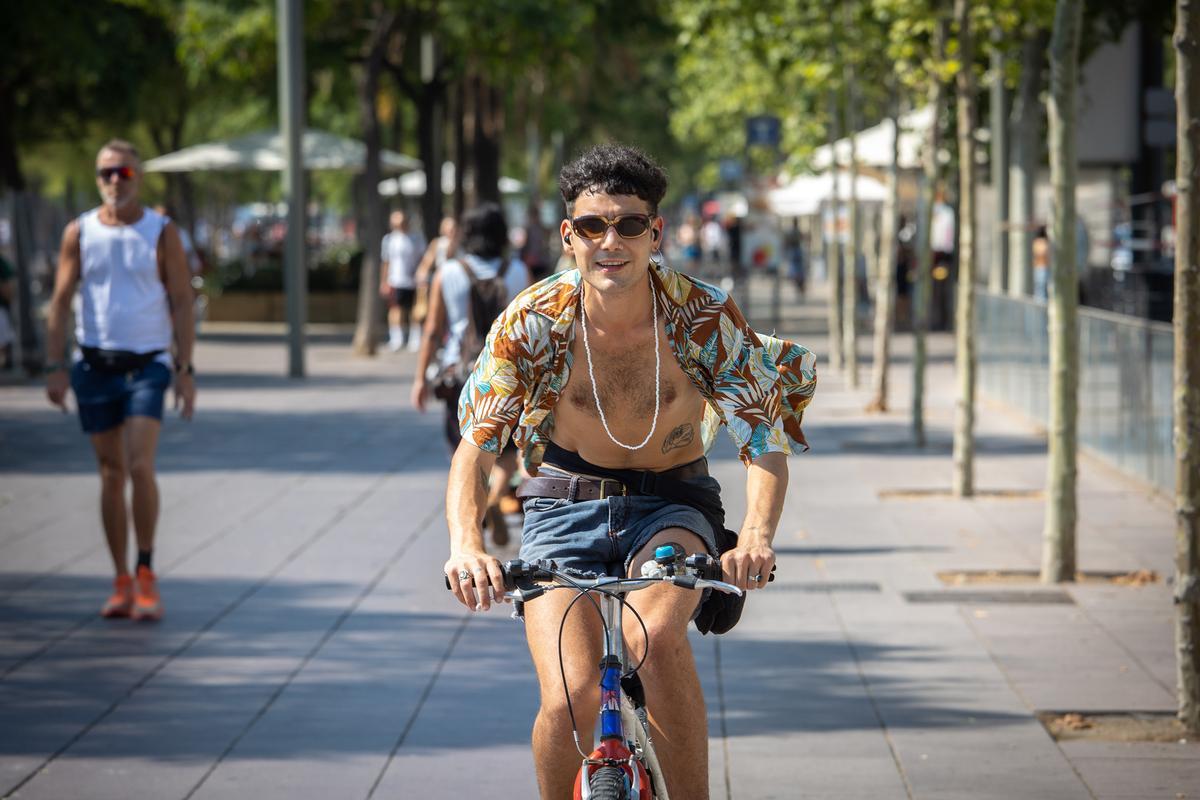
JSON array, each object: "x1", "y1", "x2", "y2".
[{"x1": 457, "y1": 263, "x2": 817, "y2": 469}]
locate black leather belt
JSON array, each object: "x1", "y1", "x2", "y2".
[{"x1": 516, "y1": 457, "x2": 709, "y2": 503}]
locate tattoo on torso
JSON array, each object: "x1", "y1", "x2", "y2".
[{"x1": 661, "y1": 423, "x2": 694, "y2": 454}]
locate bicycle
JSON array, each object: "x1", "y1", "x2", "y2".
[{"x1": 455, "y1": 544, "x2": 760, "y2": 800}]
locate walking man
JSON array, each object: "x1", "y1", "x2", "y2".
[
  {"x1": 45, "y1": 139, "x2": 196, "y2": 621},
  {"x1": 443, "y1": 144, "x2": 816, "y2": 798},
  {"x1": 380, "y1": 210, "x2": 424, "y2": 351}
]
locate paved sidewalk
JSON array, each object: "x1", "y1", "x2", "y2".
[{"x1": 0, "y1": 285, "x2": 1194, "y2": 799}]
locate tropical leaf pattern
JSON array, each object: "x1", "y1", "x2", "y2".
[{"x1": 458, "y1": 263, "x2": 818, "y2": 468}]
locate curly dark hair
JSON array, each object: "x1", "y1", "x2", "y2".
[
  {"x1": 460, "y1": 203, "x2": 508, "y2": 260},
  {"x1": 558, "y1": 143, "x2": 669, "y2": 216}
]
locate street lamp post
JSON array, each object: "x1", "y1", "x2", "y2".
[{"x1": 277, "y1": 0, "x2": 306, "y2": 378}]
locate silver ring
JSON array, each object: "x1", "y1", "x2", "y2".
[
  {"x1": 750, "y1": 574, "x2": 763, "y2": 582},
  {"x1": 458, "y1": 569, "x2": 472, "y2": 583}
]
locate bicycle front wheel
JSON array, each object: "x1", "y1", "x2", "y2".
[{"x1": 588, "y1": 766, "x2": 630, "y2": 800}]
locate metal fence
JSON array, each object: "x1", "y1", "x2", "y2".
[{"x1": 977, "y1": 291, "x2": 1174, "y2": 493}]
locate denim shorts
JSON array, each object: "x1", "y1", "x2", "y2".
[
  {"x1": 70, "y1": 359, "x2": 171, "y2": 434},
  {"x1": 519, "y1": 466, "x2": 721, "y2": 578}
]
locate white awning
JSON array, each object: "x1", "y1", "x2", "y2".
[
  {"x1": 143, "y1": 129, "x2": 421, "y2": 173},
  {"x1": 809, "y1": 105, "x2": 935, "y2": 171},
  {"x1": 768, "y1": 171, "x2": 888, "y2": 217}
]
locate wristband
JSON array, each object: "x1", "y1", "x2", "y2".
[
  {"x1": 174, "y1": 362, "x2": 195, "y2": 376},
  {"x1": 45, "y1": 361, "x2": 67, "y2": 373}
]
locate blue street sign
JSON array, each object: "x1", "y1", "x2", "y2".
[{"x1": 746, "y1": 115, "x2": 781, "y2": 148}]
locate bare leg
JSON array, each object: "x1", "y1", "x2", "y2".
[
  {"x1": 626, "y1": 527, "x2": 711, "y2": 800},
  {"x1": 525, "y1": 587, "x2": 604, "y2": 800},
  {"x1": 124, "y1": 416, "x2": 162, "y2": 554},
  {"x1": 89, "y1": 427, "x2": 129, "y2": 576},
  {"x1": 398, "y1": 303, "x2": 412, "y2": 345}
]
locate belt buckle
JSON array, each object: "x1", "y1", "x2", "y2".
[{"x1": 598, "y1": 478, "x2": 626, "y2": 499}]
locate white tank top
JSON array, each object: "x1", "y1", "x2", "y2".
[{"x1": 75, "y1": 207, "x2": 173, "y2": 354}]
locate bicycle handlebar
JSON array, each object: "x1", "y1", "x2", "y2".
[{"x1": 444, "y1": 550, "x2": 775, "y2": 600}]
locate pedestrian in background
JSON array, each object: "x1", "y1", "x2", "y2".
[
  {"x1": 1033, "y1": 224, "x2": 1051, "y2": 302},
  {"x1": 380, "y1": 210, "x2": 425, "y2": 352},
  {"x1": 44, "y1": 139, "x2": 196, "y2": 622},
  {"x1": 413, "y1": 215, "x2": 459, "y2": 337},
  {"x1": 411, "y1": 203, "x2": 532, "y2": 546}
]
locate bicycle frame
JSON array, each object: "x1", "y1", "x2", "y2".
[
  {"x1": 491, "y1": 555, "x2": 744, "y2": 800},
  {"x1": 582, "y1": 581, "x2": 665, "y2": 800}
]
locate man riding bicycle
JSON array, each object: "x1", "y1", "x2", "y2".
[{"x1": 444, "y1": 144, "x2": 816, "y2": 799}]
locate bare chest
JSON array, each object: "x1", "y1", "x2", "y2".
[{"x1": 552, "y1": 321, "x2": 707, "y2": 465}]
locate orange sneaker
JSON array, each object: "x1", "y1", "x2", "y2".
[
  {"x1": 101, "y1": 574, "x2": 134, "y2": 618},
  {"x1": 131, "y1": 566, "x2": 163, "y2": 621}
]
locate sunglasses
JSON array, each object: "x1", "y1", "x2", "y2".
[
  {"x1": 96, "y1": 166, "x2": 136, "y2": 182},
  {"x1": 570, "y1": 213, "x2": 653, "y2": 240}
]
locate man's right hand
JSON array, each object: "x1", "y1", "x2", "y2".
[
  {"x1": 46, "y1": 370, "x2": 69, "y2": 412},
  {"x1": 444, "y1": 549, "x2": 507, "y2": 611},
  {"x1": 379, "y1": 283, "x2": 390, "y2": 300}
]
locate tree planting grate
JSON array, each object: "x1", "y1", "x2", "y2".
[
  {"x1": 773, "y1": 582, "x2": 882, "y2": 593},
  {"x1": 902, "y1": 589, "x2": 1075, "y2": 605}
]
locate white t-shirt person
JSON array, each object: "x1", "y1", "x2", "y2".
[{"x1": 382, "y1": 229, "x2": 423, "y2": 289}]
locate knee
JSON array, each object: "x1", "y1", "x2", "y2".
[
  {"x1": 128, "y1": 457, "x2": 156, "y2": 485},
  {"x1": 97, "y1": 457, "x2": 126, "y2": 488},
  {"x1": 629, "y1": 618, "x2": 692, "y2": 671},
  {"x1": 540, "y1": 685, "x2": 599, "y2": 728}
]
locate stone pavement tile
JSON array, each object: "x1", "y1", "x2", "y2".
[
  {"x1": 889, "y1": 726, "x2": 1092, "y2": 800},
  {"x1": 964, "y1": 606, "x2": 1176, "y2": 713},
  {"x1": 1060, "y1": 743, "x2": 1200, "y2": 800},
  {"x1": 1070, "y1": 607, "x2": 1176, "y2": 694},
  {"x1": 188, "y1": 513, "x2": 464, "y2": 799},
  {"x1": 367, "y1": 613, "x2": 540, "y2": 798}
]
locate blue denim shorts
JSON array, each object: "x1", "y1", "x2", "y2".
[
  {"x1": 519, "y1": 466, "x2": 721, "y2": 578},
  {"x1": 70, "y1": 359, "x2": 171, "y2": 434}
]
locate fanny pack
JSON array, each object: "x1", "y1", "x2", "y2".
[
  {"x1": 528, "y1": 444, "x2": 746, "y2": 636},
  {"x1": 81, "y1": 346, "x2": 163, "y2": 374}
]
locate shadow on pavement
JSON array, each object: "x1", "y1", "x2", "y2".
[
  {"x1": 0, "y1": 573, "x2": 1030, "y2": 763},
  {"x1": 1, "y1": 408, "x2": 449, "y2": 475}
]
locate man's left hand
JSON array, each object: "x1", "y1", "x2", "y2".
[
  {"x1": 174, "y1": 373, "x2": 196, "y2": 420},
  {"x1": 720, "y1": 542, "x2": 775, "y2": 592}
]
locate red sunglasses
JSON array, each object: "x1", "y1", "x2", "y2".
[{"x1": 96, "y1": 166, "x2": 136, "y2": 182}]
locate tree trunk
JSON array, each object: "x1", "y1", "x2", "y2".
[
  {"x1": 827, "y1": 89, "x2": 844, "y2": 375},
  {"x1": 952, "y1": 0, "x2": 978, "y2": 498},
  {"x1": 868, "y1": 94, "x2": 901, "y2": 413},
  {"x1": 472, "y1": 77, "x2": 503, "y2": 205},
  {"x1": 417, "y1": 81, "x2": 444, "y2": 243},
  {"x1": 913, "y1": 16, "x2": 948, "y2": 447},
  {"x1": 1172, "y1": 0, "x2": 1200, "y2": 736},
  {"x1": 989, "y1": 35, "x2": 1009, "y2": 294},
  {"x1": 350, "y1": 16, "x2": 393, "y2": 357},
  {"x1": 452, "y1": 76, "x2": 467, "y2": 220},
  {"x1": 1041, "y1": 0, "x2": 1083, "y2": 583},
  {"x1": 1008, "y1": 29, "x2": 1048, "y2": 297},
  {"x1": 843, "y1": 77, "x2": 860, "y2": 389},
  {"x1": 1, "y1": 87, "x2": 42, "y2": 374}
]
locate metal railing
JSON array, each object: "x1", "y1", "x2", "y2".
[{"x1": 977, "y1": 291, "x2": 1174, "y2": 493}]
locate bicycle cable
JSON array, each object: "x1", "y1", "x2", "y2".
[{"x1": 545, "y1": 572, "x2": 654, "y2": 758}]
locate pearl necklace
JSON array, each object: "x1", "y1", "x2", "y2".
[{"x1": 578, "y1": 274, "x2": 660, "y2": 451}]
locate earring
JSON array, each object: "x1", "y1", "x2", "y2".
[{"x1": 650, "y1": 249, "x2": 664, "y2": 267}]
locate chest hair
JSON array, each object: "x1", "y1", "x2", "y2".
[{"x1": 568, "y1": 338, "x2": 678, "y2": 418}]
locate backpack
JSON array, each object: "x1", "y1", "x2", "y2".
[{"x1": 458, "y1": 256, "x2": 513, "y2": 376}]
